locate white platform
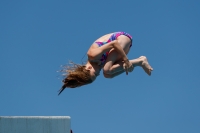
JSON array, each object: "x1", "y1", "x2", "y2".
[{"x1": 0, "y1": 116, "x2": 71, "y2": 133}]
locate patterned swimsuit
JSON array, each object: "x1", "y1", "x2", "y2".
[{"x1": 95, "y1": 31, "x2": 132, "y2": 65}]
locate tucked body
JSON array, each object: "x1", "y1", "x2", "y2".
[{"x1": 59, "y1": 32, "x2": 153, "y2": 95}]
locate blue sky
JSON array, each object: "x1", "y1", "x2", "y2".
[{"x1": 0, "y1": 0, "x2": 200, "y2": 133}]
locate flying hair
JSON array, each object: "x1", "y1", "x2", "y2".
[{"x1": 58, "y1": 61, "x2": 93, "y2": 95}]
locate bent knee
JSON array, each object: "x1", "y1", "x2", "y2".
[
  {"x1": 103, "y1": 73, "x2": 114, "y2": 79},
  {"x1": 103, "y1": 68, "x2": 113, "y2": 75}
]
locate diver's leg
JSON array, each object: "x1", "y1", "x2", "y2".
[{"x1": 103, "y1": 56, "x2": 153, "y2": 78}]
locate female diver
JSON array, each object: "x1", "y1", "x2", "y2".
[{"x1": 58, "y1": 31, "x2": 153, "y2": 95}]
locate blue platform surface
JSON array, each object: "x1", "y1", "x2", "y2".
[{"x1": 0, "y1": 116, "x2": 71, "y2": 133}]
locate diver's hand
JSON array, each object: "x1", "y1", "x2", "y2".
[{"x1": 123, "y1": 59, "x2": 134, "y2": 75}]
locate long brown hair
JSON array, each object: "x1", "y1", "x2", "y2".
[{"x1": 58, "y1": 62, "x2": 93, "y2": 95}]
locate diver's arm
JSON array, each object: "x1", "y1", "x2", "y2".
[{"x1": 87, "y1": 40, "x2": 128, "y2": 61}]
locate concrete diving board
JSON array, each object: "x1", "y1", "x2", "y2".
[{"x1": 0, "y1": 116, "x2": 71, "y2": 133}]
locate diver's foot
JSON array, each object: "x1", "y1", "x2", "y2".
[{"x1": 139, "y1": 56, "x2": 153, "y2": 76}]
